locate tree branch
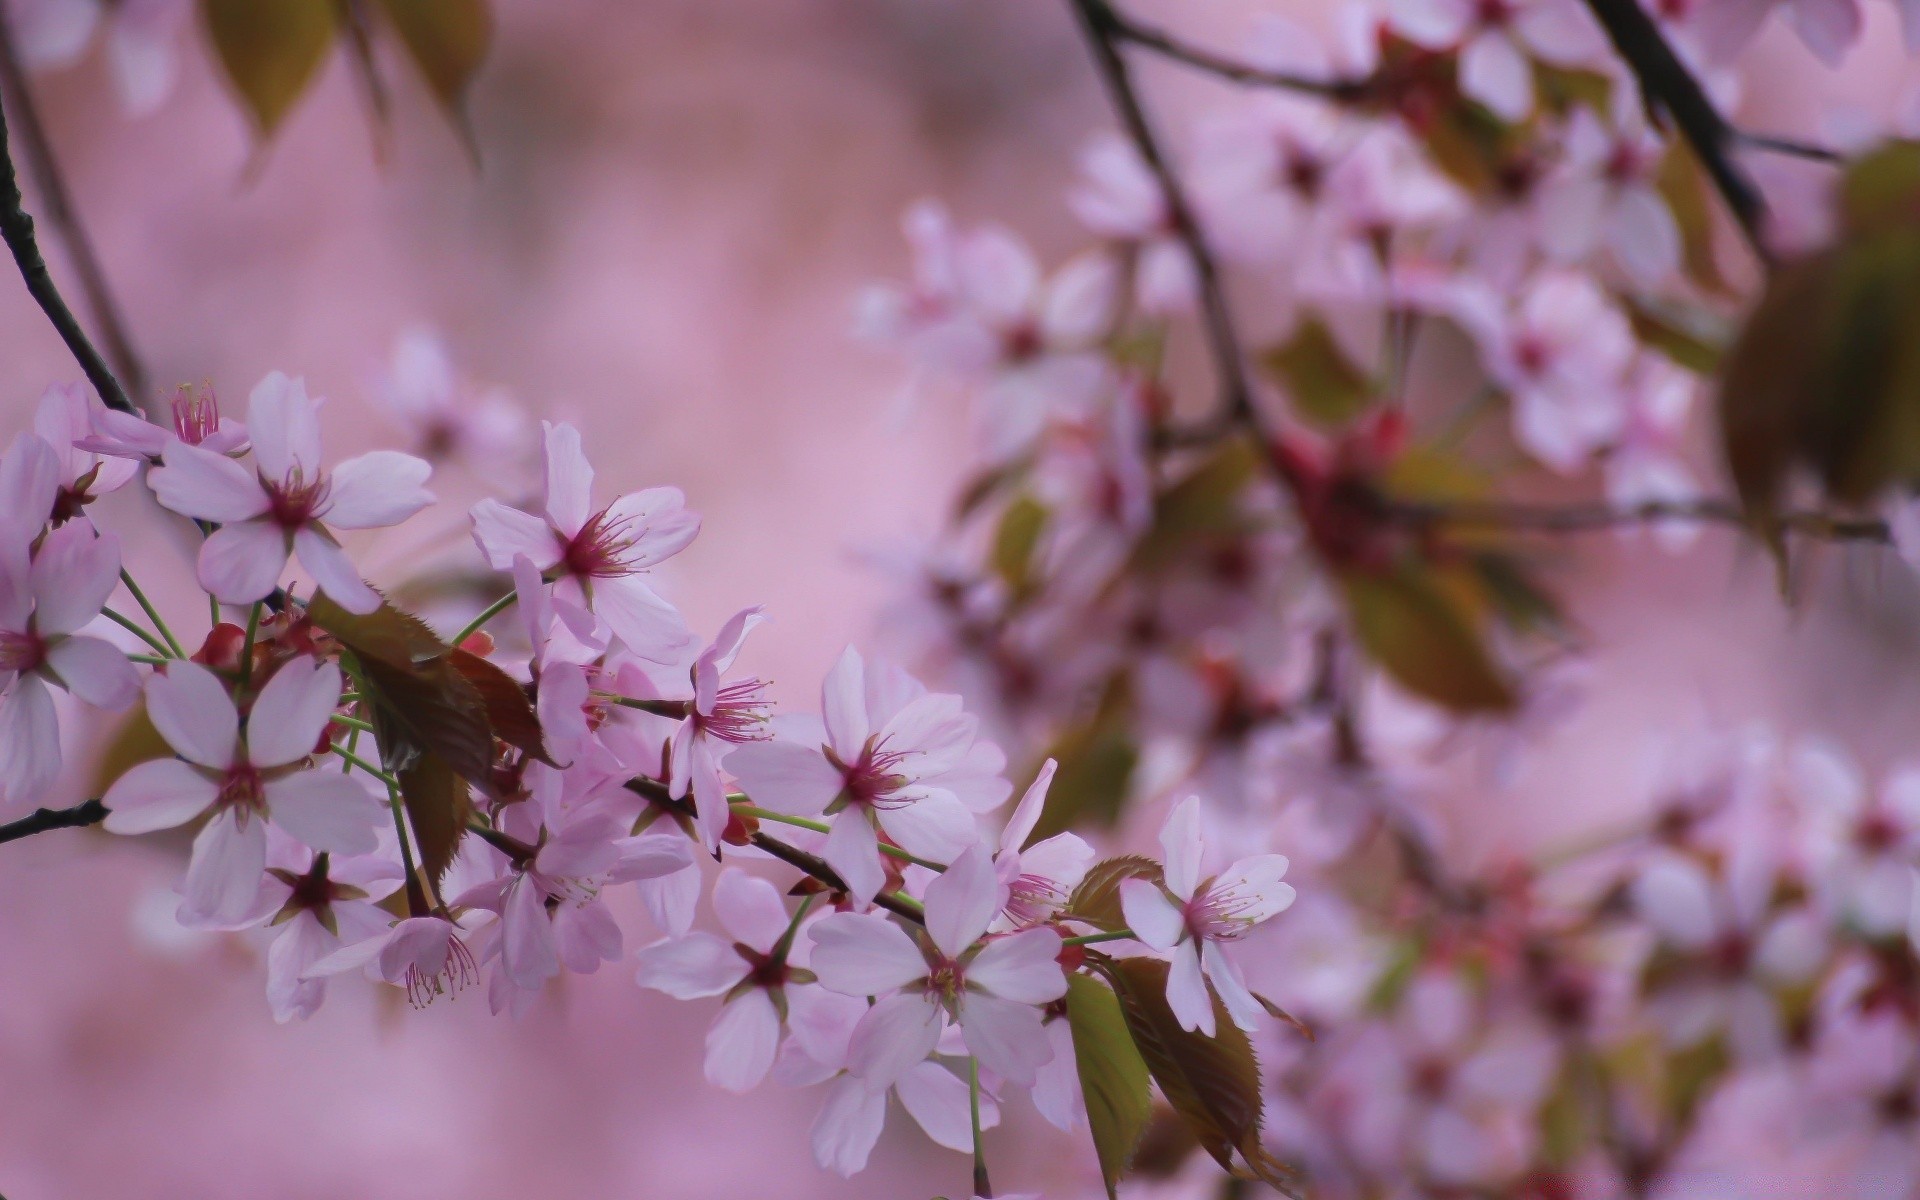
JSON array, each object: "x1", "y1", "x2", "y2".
[
  {"x1": 0, "y1": 798, "x2": 106, "y2": 845},
  {"x1": 1099, "y1": 6, "x2": 1372, "y2": 100},
  {"x1": 0, "y1": 40, "x2": 135, "y2": 414},
  {"x1": 1382, "y1": 496, "x2": 1890, "y2": 543},
  {"x1": 1578, "y1": 0, "x2": 1772, "y2": 263}
]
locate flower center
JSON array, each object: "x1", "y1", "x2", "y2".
[
  {"x1": 266, "y1": 468, "x2": 331, "y2": 529},
  {"x1": 0, "y1": 629, "x2": 46, "y2": 674},
  {"x1": 695, "y1": 678, "x2": 774, "y2": 743},
  {"x1": 171, "y1": 384, "x2": 222, "y2": 445},
  {"x1": 1006, "y1": 873, "x2": 1068, "y2": 926},
  {"x1": 563, "y1": 506, "x2": 647, "y2": 579},
  {"x1": 1184, "y1": 878, "x2": 1264, "y2": 942},
  {"x1": 926, "y1": 955, "x2": 966, "y2": 1003},
  {"x1": 217, "y1": 761, "x2": 268, "y2": 816},
  {"x1": 406, "y1": 932, "x2": 479, "y2": 1009},
  {"x1": 830, "y1": 737, "x2": 914, "y2": 809}
]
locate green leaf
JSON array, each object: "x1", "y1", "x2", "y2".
[
  {"x1": 1657, "y1": 141, "x2": 1730, "y2": 296},
  {"x1": 201, "y1": 0, "x2": 339, "y2": 138},
  {"x1": 1665, "y1": 1034, "x2": 1729, "y2": 1127},
  {"x1": 1066, "y1": 974, "x2": 1154, "y2": 1199},
  {"x1": 1065, "y1": 855, "x2": 1163, "y2": 931},
  {"x1": 396, "y1": 751, "x2": 473, "y2": 888},
  {"x1": 1340, "y1": 566, "x2": 1516, "y2": 712},
  {"x1": 1025, "y1": 675, "x2": 1137, "y2": 841},
  {"x1": 1099, "y1": 957, "x2": 1300, "y2": 1195},
  {"x1": 990, "y1": 495, "x2": 1050, "y2": 598},
  {"x1": 1531, "y1": 62, "x2": 1612, "y2": 117},
  {"x1": 1132, "y1": 440, "x2": 1258, "y2": 571},
  {"x1": 373, "y1": 0, "x2": 492, "y2": 145},
  {"x1": 1626, "y1": 299, "x2": 1726, "y2": 376},
  {"x1": 1838, "y1": 140, "x2": 1920, "y2": 237},
  {"x1": 1259, "y1": 317, "x2": 1374, "y2": 427}
]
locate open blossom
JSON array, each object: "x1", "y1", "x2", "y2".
[
  {"x1": 1792, "y1": 740, "x2": 1920, "y2": 938},
  {"x1": 250, "y1": 833, "x2": 402, "y2": 1022},
  {"x1": 1068, "y1": 132, "x2": 1195, "y2": 314},
  {"x1": 808, "y1": 845, "x2": 1067, "y2": 1087},
  {"x1": 373, "y1": 327, "x2": 532, "y2": 474},
  {"x1": 667, "y1": 607, "x2": 772, "y2": 847},
  {"x1": 101, "y1": 657, "x2": 386, "y2": 925},
  {"x1": 148, "y1": 372, "x2": 435, "y2": 613},
  {"x1": 304, "y1": 914, "x2": 484, "y2": 1009},
  {"x1": 470, "y1": 421, "x2": 699, "y2": 661},
  {"x1": 1121, "y1": 796, "x2": 1297, "y2": 1036},
  {"x1": 0, "y1": 520, "x2": 140, "y2": 804},
  {"x1": 1388, "y1": 0, "x2": 1603, "y2": 121},
  {"x1": 511, "y1": 553, "x2": 602, "y2": 765},
  {"x1": 992, "y1": 759, "x2": 1094, "y2": 930},
  {"x1": 1538, "y1": 103, "x2": 1681, "y2": 287},
  {"x1": 33, "y1": 383, "x2": 139, "y2": 519},
  {"x1": 79, "y1": 381, "x2": 247, "y2": 460},
  {"x1": 635, "y1": 867, "x2": 820, "y2": 1091},
  {"x1": 726, "y1": 645, "x2": 1009, "y2": 906}
]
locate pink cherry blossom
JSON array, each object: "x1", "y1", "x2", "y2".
[
  {"x1": 992, "y1": 759, "x2": 1094, "y2": 930},
  {"x1": 0, "y1": 520, "x2": 139, "y2": 805},
  {"x1": 808, "y1": 845, "x2": 1066, "y2": 1086},
  {"x1": 251, "y1": 833, "x2": 402, "y2": 1022},
  {"x1": 726, "y1": 645, "x2": 1008, "y2": 906},
  {"x1": 101, "y1": 656, "x2": 386, "y2": 925},
  {"x1": 1387, "y1": 0, "x2": 1604, "y2": 121},
  {"x1": 635, "y1": 867, "x2": 817, "y2": 1091},
  {"x1": 147, "y1": 372, "x2": 435, "y2": 613},
  {"x1": 1120, "y1": 796, "x2": 1296, "y2": 1036},
  {"x1": 79, "y1": 381, "x2": 247, "y2": 460},
  {"x1": 373, "y1": 327, "x2": 533, "y2": 475},
  {"x1": 32, "y1": 382, "x2": 139, "y2": 519},
  {"x1": 667, "y1": 607, "x2": 771, "y2": 847},
  {"x1": 1068, "y1": 132, "x2": 1195, "y2": 314},
  {"x1": 303, "y1": 913, "x2": 484, "y2": 1009},
  {"x1": 470, "y1": 421, "x2": 698, "y2": 661},
  {"x1": 1538, "y1": 104, "x2": 1682, "y2": 287}
]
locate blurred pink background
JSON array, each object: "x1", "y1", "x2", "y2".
[{"x1": 5, "y1": 1, "x2": 1920, "y2": 1197}]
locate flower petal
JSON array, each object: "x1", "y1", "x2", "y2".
[
  {"x1": 263, "y1": 769, "x2": 382, "y2": 855},
  {"x1": 1165, "y1": 941, "x2": 1215, "y2": 1036},
  {"x1": 245, "y1": 371, "x2": 321, "y2": 484},
  {"x1": 705, "y1": 988, "x2": 782, "y2": 1092},
  {"x1": 100, "y1": 757, "x2": 218, "y2": 833},
  {"x1": 45, "y1": 635, "x2": 138, "y2": 710},
  {"x1": 712, "y1": 867, "x2": 793, "y2": 953},
  {"x1": 541, "y1": 421, "x2": 594, "y2": 536},
  {"x1": 924, "y1": 843, "x2": 1002, "y2": 961},
  {"x1": 822, "y1": 810, "x2": 886, "y2": 909},
  {"x1": 293, "y1": 527, "x2": 379, "y2": 614},
  {"x1": 808, "y1": 911, "x2": 928, "y2": 996},
  {"x1": 196, "y1": 520, "x2": 290, "y2": 607},
  {"x1": 30, "y1": 522, "x2": 119, "y2": 635},
  {"x1": 148, "y1": 438, "x2": 269, "y2": 524},
  {"x1": 725, "y1": 741, "x2": 843, "y2": 817},
  {"x1": 958, "y1": 990, "x2": 1054, "y2": 1086},
  {"x1": 246, "y1": 657, "x2": 342, "y2": 767},
  {"x1": 966, "y1": 927, "x2": 1066, "y2": 1005},
  {"x1": 324, "y1": 450, "x2": 435, "y2": 529},
  {"x1": 897, "y1": 1059, "x2": 995, "y2": 1152},
  {"x1": 848, "y1": 991, "x2": 945, "y2": 1088},
  {"x1": 589, "y1": 575, "x2": 691, "y2": 663},
  {"x1": 1159, "y1": 795, "x2": 1204, "y2": 900},
  {"x1": 810, "y1": 1075, "x2": 887, "y2": 1178},
  {"x1": 471, "y1": 500, "x2": 562, "y2": 571},
  {"x1": 181, "y1": 809, "x2": 268, "y2": 926},
  {"x1": 602, "y1": 486, "x2": 700, "y2": 568},
  {"x1": 1120, "y1": 877, "x2": 1186, "y2": 951},
  {"x1": 635, "y1": 931, "x2": 749, "y2": 999},
  {"x1": 146, "y1": 660, "x2": 239, "y2": 768}
]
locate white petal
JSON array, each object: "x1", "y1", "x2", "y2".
[
  {"x1": 923, "y1": 843, "x2": 1002, "y2": 961},
  {"x1": 848, "y1": 991, "x2": 945, "y2": 1088},
  {"x1": 245, "y1": 372, "x2": 322, "y2": 483},
  {"x1": 807, "y1": 911, "x2": 928, "y2": 995},
  {"x1": 323, "y1": 451, "x2": 435, "y2": 529},
  {"x1": 1159, "y1": 795, "x2": 1204, "y2": 900},
  {"x1": 293, "y1": 527, "x2": 378, "y2": 614},
  {"x1": 591, "y1": 575, "x2": 691, "y2": 664},
  {"x1": 1166, "y1": 941, "x2": 1215, "y2": 1036},
  {"x1": 1120, "y1": 877, "x2": 1186, "y2": 951},
  {"x1": 263, "y1": 770, "x2": 382, "y2": 855},
  {"x1": 502, "y1": 874, "x2": 560, "y2": 989},
  {"x1": 822, "y1": 811, "x2": 887, "y2": 908},
  {"x1": 635, "y1": 931, "x2": 749, "y2": 998},
  {"x1": 967, "y1": 927, "x2": 1066, "y2": 1005},
  {"x1": 602, "y1": 487, "x2": 700, "y2": 568},
  {"x1": 810, "y1": 1075, "x2": 887, "y2": 1177},
  {"x1": 958, "y1": 990, "x2": 1054, "y2": 1086},
  {"x1": 540, "y1": 421, "x2": 595, "y2": 536},
  {"x1": 1631, "y1": 854, "x2": 1720, "y2": 950},
  {"x1": 820, "y1": 645, "x2": 870, "y2": 759},
  {"x1": 725, "y1": 741, "x2": 843, "y2": 817},
  {"x1": 705, "y1": 989, "x2": 782, "y2": 1092},
  {"x1": 711, "y1": 867, "x2": 792, "y2": 954},
  {"x1": 101, "y1": 757, "x2": 218, "y2": 833},
  {"x1": 874, "y1": 789, "x2": 979, "y2": 863},
  {"x1": 30, "y1": 522, "x2": 119, "y2": 635},
  {"x1": 245, "y1": 657, "x2": 342, "y2": 767},
  {"x1": 1460, "y1": 31, "x2": 1533, "y2": 122},
  {"x1": 897, "y1": 1059, "x2": 994, "y2": 1152},
  {"x1": 196, "y1": 520, "x2": 290, "y2": 606},
  {"x1": 999, "y1": 758, "x2": 1057, "y2": 854},
  {"x1": 181, "y1": 809, "x2": 268, "y2": 926},
  {"x1": 1200, "y1": 940, "x2": 1265, "y2": 1033},
  {"x1": 44, "y1": 635, "x2": 138, "y2": 709},
  {"x1": 148, "y1": 438, "x2": 269, "y2": 523},
  {"x1": 470, "y1": 500, "x2": 562, "y2": 571},
  {"x1": 1208, "y1": 854, "x2": 1295, "y2": 924},
  {"x1": 146, "y1": 660, "x2": 238, "y2": 768},
  {"x1": 0, "y1": 675, "x2": 61, "y2": 804}
]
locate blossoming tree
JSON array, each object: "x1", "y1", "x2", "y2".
[{"x1": 3, "y1": 0, "x2": 1920, "y2": 1196}]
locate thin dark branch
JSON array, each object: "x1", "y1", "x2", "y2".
[
  {"x1": 1384, "y1": 496, "x2": 1889, "y2": 543},
  {"x1": 1102, "y1": 7, "x2": 1372, "y2": 100},
  {"x1": 1735, "y1": 129, "x2": 1842, "y2": 164},
  {"x1": 0, "y1": 69, "x2": 133, "y2": 412},
  {"x1": 0, "y1": 798, "x2": 106, "y2": 845},
  {"x1": 0, "y1": 10, "x2": 146, "y2": 408},
  {"x1": 1579, "y1": 0, "x2": 1772, "y2": 263}
]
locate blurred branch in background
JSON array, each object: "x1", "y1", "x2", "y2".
[{"x1": 0, "y1": 8, "x2": 146, "y2": 408}]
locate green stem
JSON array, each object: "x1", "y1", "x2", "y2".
[
  {"x1": 384, "y1": 774, "x2": 431, "y2": 916},
  {"x1": 327, "y1": 712, "x2": 377, "y2": 734},
  {"x1": 969, "y1": 1056, "x2": 991, "y2": 1198},
  {"x1": 208, "y1": 593, "x2": 219, "y2": 629},
  {"x1": 771, "y1": 893, "x2": 816, "y2": 963},
  {"x1": 1063, "y1": 928, "x2": 1137, "y2": 947},
  {"x1": 736, "y1": 805, "x2": 945, "y2": 872},
  {"x1": 127, "y1": 652, "x2": 167, "y2": 667},
  {"x1": 451, "y1": 591, "x2": 517, "y2": 648},
  {"x1": 238, "y1": 601, "x2": 261, "y2": 687},
  {"x1": 118, "y1": 569, "x2": 183, "y2": 657},
  {"x1": 330, "y1": 743, "x2": 397, "y2": 786},
  {"x1": 102, "y1": 607, "x2": 172, "y2": 658}
]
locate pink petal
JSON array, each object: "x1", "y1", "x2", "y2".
[
  {"x1": 821, "y1": 645, "x2": 870, "y2": 760},
  {"x1": 245, "y1": 657, "x2": 343, "y2": 767},
  {"x1": 924, "y1": 843, "x2": 1002, "y2": 961},
  {"x1": 100, "y1": 757, "x2": 218, "y2": 833},
  {"x1": 502, "y1": 874, "x2": 560, "y2": 989},
  {"x1": 552, "y1": 900, "x2": 623, "y2": 973},
  {"x1": 196, "y1": 520, "x2": 290, "y2": 606},
  {"x1": 292, "y1": 527, "x2": 378, "y2": 614},
  {"x1": 30, "y1": 523, "x2": 119, "y2": 635},
  {"x1": 807, "y1": 911, "x2": 928, "y2": 995},
  {"x1": 601, "y1": 486, "x2": 700, "y2": 570},
  {"x1": 1165, "y1": 941, "x2": 1214, "y2": 1036},
  {"x1": 705, "y1": 989, "x2": 782, "y2": 1092},
  {"x1": 1200, "y1": 940, "x2": 1264, "y2": 1033},
  {"x1": 541, "y1": 421, "x2": 594, "y2": 536},
  {"x1": 0, "y1": 432, "x2": 61, "y2": 535},
  {"x1": 181, "y1": 809, "x2": 268, "y2": 926},
  {"x1": 1459, "y1": 31, "x2": 1532, "y2": 123},
  {"x1": 897, "y1": 1059, "x2": 995, "y2": 1151},
  {"x1": 635, "y1": 931, "x2": 750, "y2": 998},
  {"x1": 724, "y1": 741, "x2": 842, "y2": 817},
  {"x1": 265, "y1": 914, "x2": 333, "y2": 1022},
  {"x1": 323, "y1": 450, "x2": 435, "y2": 529},
  {"x1": 0, "y1": 675, "x2": 61, "y2": 803},
  {"x1": 245, "y1": 372, "x2": 322, "y2": 485},
  {"x1": 149, "y1": 438, "x2": 269, "y2": 523},
  {"x1": 636, "y1": 863, "x2": 700, "y2": 938},
  {"x1": 1208, "y1": 854, "x2": 1296, "y2": 924},
  {"x1": 966, "y1": 927, "x2": 1066, "y2": 1005},
  {"x1": 999, "y1": 758, "x2": 1057, "y2": 855},
  {"x1": 701, "y1": 606, "x2": 766, "y2": 678},
  {"x1": 1158, "y1": 796, "x2": 1204, "y2": 900},
  {"x1": 958, "y1": 990, "x2": 1053, "y2": 1086},
  {"x1": 607, "y1": 830, "x2": 697, "y2": 884},
  {"x1": 263, "y1": 769, "x2": 382, "y2": 855},
  {"x1": 848, "y1": 991, "x2": 945, "y2": 1087},
  {"x1": 712, "y1": 867, "x2": 793, "y2": 954},
  {"x1": 810, "y1": 1075, "x2": 887, "y2": 1178},
  {"x1": 471, "y1": 500, "x2": 563, "y2": 571},
  {"x1": 876, "y1": 790, "x2": 980, "y2": 864},
  {"x1": 822, "y1": 811, "x2": 886, "y2": 908},
  {"x1": 589, "y1": 575, "x2": 691, "y2": 663},
  {"x1": 146, "y1": 660, "x2": 238, "y2": 769},
  {"x1": 1029, "y1": 1020, "x2": 1083, "y2": 1133},
  {"x1": 44, "y1": 635, "x2": 138, "y2": 709},
  {"x1": 1119, "y1": 878, "x2": 1185, "y2": 951}
]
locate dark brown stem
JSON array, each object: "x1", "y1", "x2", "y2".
[
  {"x1": 1579, "y1": 0, "x2": 1771, "y2": 263},
  {"x1": 1383, "y1": 496, "x2": 1889, "y2": 543},
  {"x1": 0, "y1": 9, "x2": 145, "y2": 409},
  {"x1": 0, "y1": 798, "x2": 106, "y2": 845},
  {"x1": 1101, "y1": 6, "x2": 1373, "y2": 101}
]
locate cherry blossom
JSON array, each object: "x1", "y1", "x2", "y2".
[
  {"x1": 101, "y1": 657, "x2": 386, "y2": 925},
  {"x1": 148, "y1": 371, "x2": 435, "y2": 613},
  {"x1": 1387, "y1": 0, "x2": 1604, "y2": 121},
  {"x1": 373, "y1": 327, "x2": 532, "y2": 474},
  {"x1": 1069, "y1": 132, "x2": 1195, "y2": 314},
  {"x1": 1120, "y1": 796, "x2": 1297, "y2": 1036},
  {"x1": 79, "y1": 381, "x2": 247, "y2": 460},
  {"x1": 991, "y1": 759, "x2": 1094, "y2": 930},
  {"x1": 470, "y1": 421, "x2": 698, "y2": 661},
  {"x1": 808, "y1": 846, "x2": 1066, "y2": 1086},
  {"x1": 251, "y1": 834, "x2": 402, "y2": 1022},
  {"x1": 32, "y1": 382, "x2": 139, "y2": 519},
  {"x1": 303, "y1": 913, "x2": 484, "y2": 1009},
  {"x1": 667, "y1": 607, "x2": 771, "y2": 847}
]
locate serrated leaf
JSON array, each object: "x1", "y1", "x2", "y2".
[
  {"x1": 1026, "y1": 676, "x2": 1136, "y2": 841},
  {"x1": 396, "y1": 751, "x2": 472, "y2": 888},
  {"x1": 1340, "y1": 566, "x2": 1516, "y2": 712},
  {"x1": 1067, "y1": 973, "x2": 1153, "y2": 1199},
  {"x1": 450, "y1": 647, "x2": 551, "y2": 765},
  {"x1": 373, "y1": 0, "x2": 491, "y2": 145},
  {"x1": 991, "y1": 495, "x2": 1049, "y2": 598},
  {"x1": 1067, "y1": 856, "x2": 1163, "y2": 931},
  {"x1": 201, "y1": 0, "x2": 338, "y2": 138},
  {"x1": 1100, "y1": 957, "x2": 1300, "y2": 1195},
  {"x1": 1260, "y1": 317, "x2": 1374, "y2": 427}
]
